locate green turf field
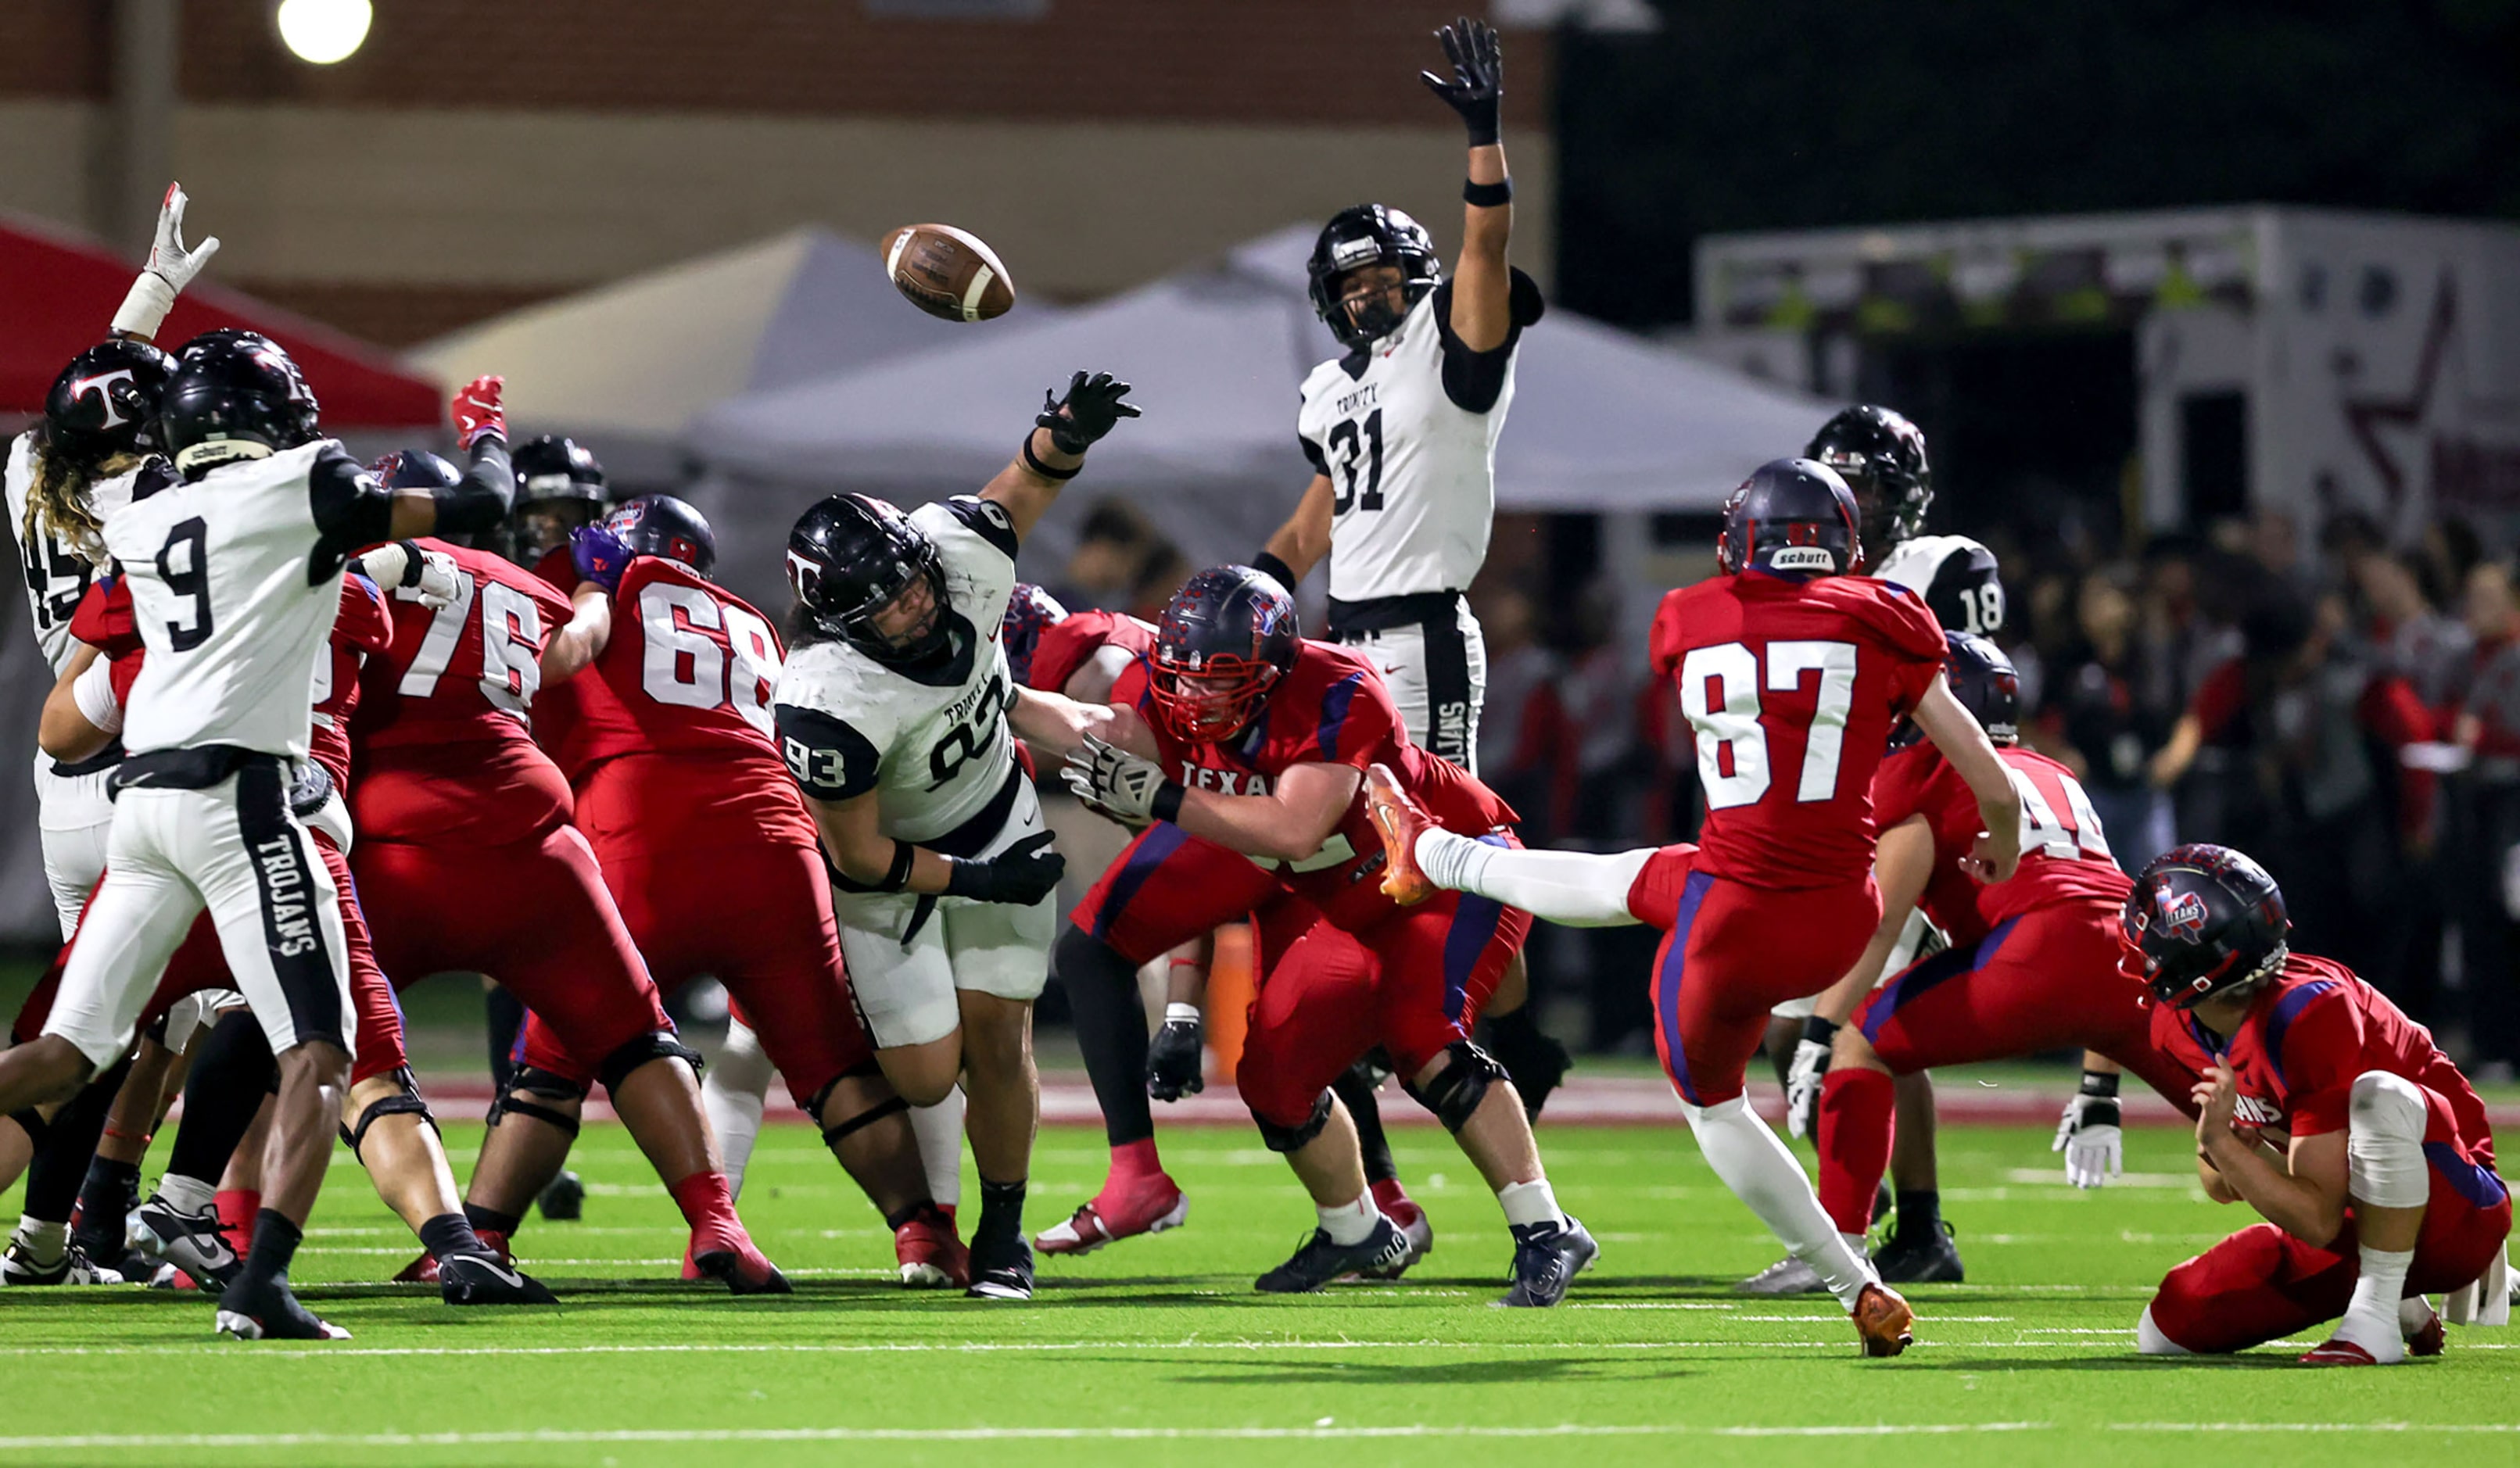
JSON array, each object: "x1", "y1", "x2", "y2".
[{"x1": 1, "y1": 1119, "x2": 2511, "y2": 1466}]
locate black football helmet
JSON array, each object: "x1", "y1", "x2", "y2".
[
  {"x1": 508, "y1": 435, "x2": 608, "y2": 565},
  {"x1": 1807, "y1": 405, "x2": 1932, "y2": 557},
  {"x1": 157, "y1": 331, "x2": 320, "y2": 478},
  {"x1": 1001, "y1": 582, "x2": 1069, "y2": 689},
  {"x1": 607, "y1": 494, "x2": 715, "y2": 578},
  {"x1": 1148, "y1": 565, "x2": 1300, "y2": 743},
  {"x1": 2120, "y1": 844, "x2": 2291, "y2": 1009},
  {"x1": 1717, "y1": 458, "x2": 1862, "y2": 578},
  {"x1": 370, "y1": 447, "x2": 460, "y2": 490},
  {"x1": 1307, "y1": 205, "x2": 1443, "y2": 351},
  {"x1": 787, "y1": 493, "x2": 952, "y2": 666},
  {"x1": 45, "y1": 340, "x2": 177, "y2": 457},
  {"x1": 1891, "y1": 630, "x2": 2017, "y2": 751}
]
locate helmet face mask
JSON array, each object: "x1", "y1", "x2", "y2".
[
  {"x1": 1806, "y1": 405, "x2": 1933, "y2": 557},
  {"x1": 1146, "y1": 565, "x2": 1301, "y2": 744},
  {"x1": 1307, "y1": 206, "x2": 1443, "y2": 353},
  {"x1": 786, "y1": 494, "x2": 955, "y2": 668},
  {"x1": 511, "y1": 500, "x2": 600, "y2": 566},
  {"x1": 1149, "y1": 653, "x2": 1282, "y2": 743}
]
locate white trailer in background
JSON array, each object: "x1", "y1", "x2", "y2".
[{"x1": 1692, "y1": 207, "x2": 2520, "y2": 542}]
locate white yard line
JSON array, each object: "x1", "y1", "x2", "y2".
[{"x1": 0, "y1": 1423, "x2": 2061, "y2": 1450}]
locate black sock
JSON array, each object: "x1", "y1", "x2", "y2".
[
  {"x1": 484, "y1": 985, "x2": 526, "y2": 1093},
  {"x1": 167, "y1": 1011, "x2": 275, "y2": 1187},
  {"x1": 25, "y1": 1059, "x2": 127, "y2": 1227},
  {"x1": 463, "y1": 1202, "x2": 523, "y2": 1237},
  {"x1": 1054, "y1": 928, "x2": 1154, "y2": 1148},
  {"x1": 72, "y1": 1157, "x2": 142, "y2": 1251},
  {"x1": 975, "y1": 1177, "x2": 1026, "y2": 1249},
  {"x1": 1332, "y1": 1064, "x2": 1397, "y2": 1186},
  {"x1": 882, "y1": 1203, "x2": 930, "y2": 1231},
  {"x1": 238, "y1": 1208, "x2": 303, "y2": 1292},
  {"x1": 418, "y1": 1212, "x2": 486, "y2": 1261},
  {"x1": 1894, "y1": 1189, "x2": 1941, "y2": 1237}
]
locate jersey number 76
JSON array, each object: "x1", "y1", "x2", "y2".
[{"x1": 1679, "y1": 639, "x2": 1858, "y2": 811}]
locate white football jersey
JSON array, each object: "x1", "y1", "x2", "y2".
[
  {"x1": 5, "y1": 431, "x2": 143, "y2": 676},
  {"x1": 774, "y1": 497, "x2": 1023, "y2": 844},
  {"x1": 102, "y1": 440, "x2": 364, "y2": 760},
  {"x1": 1296, "y1": 273, "x2": 1541, "y2": 607},
  {"x1": 1873, "y1": 533, "x2": 2006, "y2": 638}
]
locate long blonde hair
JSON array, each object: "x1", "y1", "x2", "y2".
[{"x1": 23, "y1": 423, "x2": 131, "y2": 561}]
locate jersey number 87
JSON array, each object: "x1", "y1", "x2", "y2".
[{"x1": 1679, "y1": 639, "x2": 1858, "y2": 811}]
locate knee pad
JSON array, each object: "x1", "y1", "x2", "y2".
[
  {"x1": 1401, "y1": 1040, "x2": 1507, "y2": 1134},
  {"x1": 807, "y1": 1076, "x2": 911, "y2": 1149},
  {"x1": 1250, "y1": 1089, "x2": 1334, "y2": 1155},
  {"x1": 2348, "y1": 1070, "x2": 2431, "y2": 1210},
  {"x1": 2135, "y1": 1304, "x2": 2194, "y2": 1356},
  {"x1": 595, "y1": 1030, "x2": 704, "y2": 1097},
  {"x1": 340, "y1": 1066, "x2": 436, "y2": 1163},
  {"x1": 486, "y1": 1065, "x2": 587, "y2": 1139}
]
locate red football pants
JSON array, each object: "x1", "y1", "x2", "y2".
[
  {"x1": 14, "y1": 833, "x2": 408, "y2": 1083},
  {"x1": 1069, "y1": 822, "x2": 1281, "y2": 965},
  {"x1": 2145, "y1": 1085, "x2": 2512, "y2": 1352},
  {"x1": 353, "y1": 822, "x2": 669, "y2": 1085},
  {"x1": 1636, "y1": 846, "x2": 1880, "y2": 1108}
]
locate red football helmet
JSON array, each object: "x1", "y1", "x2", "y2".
[{"x1": 1147, "y1": 565, "x2": 1299, "y2": 743}]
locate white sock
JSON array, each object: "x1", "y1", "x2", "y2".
[
  {"x1": 702, "y1": 1018, "x2": 774, "y2": 1200},
  {"x1": 1415, "y1": 834, "x2": 1653, "y2": 927},
  {"x1": 1317, "y1": 1192, "x2": 1379, "y2": 1246},
  {"x1": 13, "y1": 1216, "x2": 65, "y2": 1262},
  {"x1": 1497, "y1": 1179, "x2": 1565, "y2": 1230},
  {"x1": 1683, "y1": 1095, "x2": 1876, "y2": 1309},
  {"x1": 2135, "y1": 1305, "x2": 2192, "y2": 1355},
  {"x1": 2335, "y1": 1245, "x2": 2414, "y2": 1362},
  {"x1": 912, "y1": 1087, "x2": 966, "y2": 1210},
  {"x1": 156, "y1": 1173, "x2": 214, "y2": 1217}
]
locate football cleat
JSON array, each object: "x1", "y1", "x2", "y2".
[
  {"x1": 1851, "y1": 1281, "x2": 1915, "y2": 1358},
  {"x1": 1350, "y1": 1186, "x2": 1432, "y2": 1280},
  {"x1": 1737, "y1": 1255, "x2": 1826, "y2": 1295},
  {"x1": 438, "y1": 1251, "x2": 557, "y2": 1306},
  {"x1": 1364, "y1": 764, "x2": 1436, "y2": 906},
  {"x1": 396, "y1": 1227, "x2": 507, "y2": 1287},
  {"x1": 1497, "y1": 1216, "x2": 1597, "y2": 1309},
  {"x1": 2406, "y1": 1309, "x2": 2446, "y2": 1359},
  {"x1": 1256, "y1": 1217, "x2": 1408, "y2": 1294},
  {"x1": 1036, "y1": 1173, "x2": 1188, "y2": 1257},
  {"x1": 895, "y1": 1205, "x2": 972, "y2": 1289},
  {"x1": 2299, "y1": 1337, "x2": 2386, "y2": 1367},
  {"x1": 965, "y1": 1234, "x2": 1035, "y2": 1302},
  {"x1": 215, "y1": 1278, "x2": 349, "y2": 1341},
  {"x1": 1, "y1": 1237, "x2": 126, "y2": 1287},
  {"x1": 131, "y1": 1195, "x2": 242, "y2": 1291},
  {"x1": 536, "y1": 1169, "x2": 586, "y2": 1222},
  {"x1": 690, "y1": 1219, "x2": 790, "y2": 1295},
  {"x1": 1871, "y1": 1219, "x2": 1965, "y2": 1284}
]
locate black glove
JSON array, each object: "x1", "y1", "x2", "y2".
[
  {"x1": 1420, "y1": 16, "x2": 1502, "y2": 147},
  {"x1": 1145, "y1": 1007, "x2": 1206, "y2": 1101},
  {"x1": 1038, "y1": 371, "x2": 1141, "y2": 455},
  {"x1": 942, "y1": 832, "x2": 1066, "y2": 905}
]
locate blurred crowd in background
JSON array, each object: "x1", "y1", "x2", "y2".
[{"x1": 1041, "y1": 493, "x2": 2520, "y2": 1081}]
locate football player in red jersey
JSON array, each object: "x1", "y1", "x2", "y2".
[
  {"x1": 1364, "y1": 459, "x2": 2023, "y2": 1355},
  {"x1": 16, "y1": 545, "x2": 551, "y2": 1305},
  {"x1": 1041, "y1": 566, "x2": 1593, "y2": 1305},
  {"x1": 2124, "y1": 845, "x2": 2508, "y2": 1364},
  {"x1": 347, "y1": 457, "x2": 784, "y2": 1294},
  {"x1": 1801, "y1": 632, "x2": 2204, "y2": 1266},
  {"x1": 525, "y1": 494, "x2": 959, "y2": 1286}
]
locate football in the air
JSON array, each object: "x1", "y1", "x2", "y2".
[{"x1": 881, "y1": 223, "x2": 1017, "y2": 322}]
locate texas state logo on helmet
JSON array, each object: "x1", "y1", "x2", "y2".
[
  {"x1": 1716, "y1": 458, "x2": 1862, "y2": 578},
  {"x1": 1148, "y1": 565, "x2": 1300, "y2": 742},
  {"x1": 2118, "y1": 843, "x2": 2292, "y2": 1008},
  {"x1": 1806, "y1": 403, "x2": 1932, "y2": 555},
  {"x1": 1000, "y1": 582, "x2": 1069, "y2": 689},
  {"x1": 610, "y1": 495, "x2": 716, "y2": 577},
  {"x1": 45, "y1": 338, "x2": 177, "y2": 455}
]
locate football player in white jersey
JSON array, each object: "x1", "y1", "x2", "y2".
[
  {"x1": 775, "y1": 370, "x2": 1138, "y2": 1301},
  {"x1": 0, "y1": 332, "x2": 518, "y2": 1339}
]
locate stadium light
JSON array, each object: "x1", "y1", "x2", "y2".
[{"x1": 275, "y1": 0, "x2": 371, "y2": 65}]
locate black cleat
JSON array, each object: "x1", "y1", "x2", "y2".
[
  {"x1": 438, "y1": 1251, "x2": 558, "y2": 1306},
  {"x1": 965, "y1": 1234, "x2": 1034, "y2": 1301},
  {"x1": 130, "y1": 1195, "x2": 242, "y2": 1291},
  {"x1": 214, "y1": 1277, "x2": 348, "y2": 1341},
  {"x1": 1497, "y1": 1216, "x2": 1597, "y2": 1308},
  {"x1": 1871, "y1": 1219, "x2": 1965, "y2": 1284},
  {"x1": 536, "y1": 1169, "x2": 586, "y2": 1222},
  {"x1": 1256, "y1": 1217, "x2": 1407, "y2": 1294}
]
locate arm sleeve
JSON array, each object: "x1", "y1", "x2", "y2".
[
  {"x1": 1431, "y1": 268, "x2": 1547, "y2": 414},
  {"x1": 306, "y1": 443, "x2": 396, "y2": 553},
  {"x1": 430, "y1": 439, "x2": 516, "y2": 541},
  {"x1": 1298, "y1": 432, "x2": 1330, "y2": 476},
  {"x1": 774, "y1": 702, "x2": 884, "y2": 802},
  {"x1": 940, "y1": 495, "x2": 1020, "y2": 561}
]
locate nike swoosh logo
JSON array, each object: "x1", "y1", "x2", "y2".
[{"x1": 457, "y1": 1258, "x2": 526, "y2": 1288}]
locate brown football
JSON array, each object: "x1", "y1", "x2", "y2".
[{"x1": 880, "y1": 223, "x2": 1017, "y2": 323}]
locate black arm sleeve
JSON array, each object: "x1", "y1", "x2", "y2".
[
  {"x1": 941, "y1": 496, "x2": 1021, "y2": 561},
  {"x1": 1432, "y1": 267, "x2": 1547, "y2": 414},
  {"x1": 775, "y1": 703, "x2": 883, "y2": 802},
  {"x1": 431, "y1": 438, "x2": 514, "y2": 539},
  {"x1": 1298, "y1": 432, "x2": 1329, "y2": 476},
  {"x1": 306, "y1": 443, "x2": 395, "y2": 578}
]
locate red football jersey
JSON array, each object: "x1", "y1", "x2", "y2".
[
  {"x1": 70, "y1": 571, "x2": 393, "y2": 790},
  {"x1": 1873, "y1": 743, "x2": 2131, "y2": 943},
  {"x1": 1113, "y1": 640, "x2": 1516, "y2": 933},
  {"x1": 536, "y1": 555, "x2": 815, "y2": 854},
  {"x1": 1029, "y1": 610, "x2": 1156, "y2": 695},
  {"x1": 2149, "y1": 953, "x2": 2493, "y2": 1158},
  {"x1": 1649, "y1": 572, "x2": 1946, "y2": 890}
]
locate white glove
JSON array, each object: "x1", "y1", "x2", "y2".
[
  {"x1": 111, "y1": 182, "x2": 220, "y2": 340},
  {"x1": 1784, "y1": 1037, "x2": 1830, "y2": 1140},
  {"x1": 357, "y1": 542, "x2": 465, "y2": 611},
  {"x1": 2052, "y1": 1091, "x2": 2124, "y2": 1188},
  {"x1": 1061, "y1": 732, "x2": 1175, "y2": 825}
]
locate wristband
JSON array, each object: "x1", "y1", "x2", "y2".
[
  {"x1": 1163, "y1": 1002, "x2": 1202, "y2": 1026},
  {"x1": 1799, "y1": 1015, "x2": 1838, "y2": 1050},
  {"x1": 879, "y1": 840, "x2": 916, "y2": 893},
  {"x1": 1251, "y1": 550, "x2": 1297, "y2": 589},
  {"x1": 1020, "y1": 434, "x2": 1081, "y2": 482},
  {"x1": 2078, "y1": 1069, "x2": 2121, "y2": 1100},
  {"x1": 110, "y1": 271, "x2": 177, "y2": 342},
  {"x1": 1150, "y1": 781, "x2": 1185, "y2": 824},
  {"x1": 1462, "y1": 177, "x2": 1513, "y2": 208}
]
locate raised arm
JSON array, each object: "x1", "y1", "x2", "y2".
[
  {"x1": 979, "y1": 371, "x2": 1139, "y2": 542},
  {"x1": 1257, "y1": 474, "x2": 1336, "y2": 588},
  {"x1": 1909, "y1": 674, "x2": 2024, "y2": 883},
  {"x1": 539, "y1": 582, "x2": 613, "y2": 684},
  {"x1": 110, "y1": 183, "x2": 219, "y2": 345},
  {"x1": 1421, "y1": 17, "x2": 1512, "y2": 352}
]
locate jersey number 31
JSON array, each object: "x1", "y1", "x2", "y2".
[{"x1": 1679, "y1": 640, "x2": 1858, "y2": 811}]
